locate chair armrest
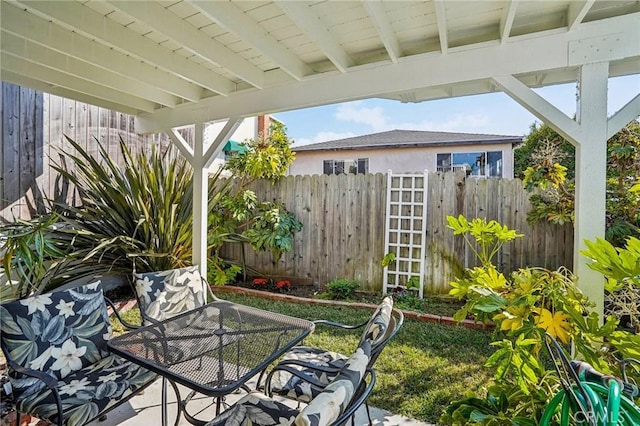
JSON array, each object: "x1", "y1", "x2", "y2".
[
  {"x1": 332, "y1": 368, "x2": 376, "y2": 426},
  {"x1": 6, "y1": 358, "x2": 59, "y2": 390},
  {"x1": 274, "y1": 358, "x2": 343, "y2": 375},
  {"x1": 104, "y1": 296, "x2": 141, "y2": 330},
  {"x1": 312, "y1": 319, "x2": 367, "y2": 330},
  {"x1": 201, "y1": 276, "x2": 221, "y2": 302},
  {"x1": 265, "y1": 364, "x2": 328, "y2": 396}
]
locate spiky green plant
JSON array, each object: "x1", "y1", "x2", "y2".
[
  {"x1": 0, "y1": 214, "x2": 97, "y2": 299},
  {"x1": 53, "y1": 136, "x2": 232, "y2": 274}
]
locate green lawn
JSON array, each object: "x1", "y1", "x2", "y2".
[{"x1": 112, "y1": 294, "x2": 494, "y2": 423}]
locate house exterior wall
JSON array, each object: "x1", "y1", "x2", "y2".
[{"x1": 289, "y1": 143, "x2": 516, "y2": 178}]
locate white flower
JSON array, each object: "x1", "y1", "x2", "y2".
[
  {"x1": 51, "y1": 340, "x2": 87, "y2": 378},
  {"x1": 29, "y1": 346, "x2": 53, "y2": 371},
  {"x1": 103, "y1": 325, "x2": 113, "y2": 341},
  {"x1": 20, "y1": 294, "x2": 53, "y2": 315},
  {"x1": 185, "y1": 272, "x2": 203, "y2": 293},
  {"x1": 56, "y1": 300, "x2": 75, "y2": 318},
  {"x1": 136, "y1": 277, "x2": 154, "y2": 302},
  {"x1": 86, "y1": 281, "x2": 100, "y2": 290},
  {"x1": 154, "y1": 289, "x2": 167, "y2": 304},
  {"x1": 59, "y1": 377, "x2": 91, "y2": 395},
  {"x1": 97, "y1": 372, "x2": 120, "y2": 383},
  {"x1": 277, "y1": 417, "x2": 295, "y2": 426}
]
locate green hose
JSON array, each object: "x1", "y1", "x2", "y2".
[{"x1": 540, "y1": 380, "x2": 640, "y2": 425}]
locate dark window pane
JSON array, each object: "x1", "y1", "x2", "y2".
[
  {"x1": 436, "y1": 153, "x2": 451, "y2": 172},
  {"x1": 487, "y1": 151, "x2": 503, "y2": 177},
  {"x1": 335, "y1": 160, "x2": 345, "y2": 174},
  {"x1": 323, "y1": 160, "x2": 333, "y2": 175},
  {"x1": 357, "y1": 158, "x2": 368, "y2": 174}
]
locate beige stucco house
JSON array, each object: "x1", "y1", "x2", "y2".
[{"x1": 289, "y1": 130, "x2": 523, "y2": 178}]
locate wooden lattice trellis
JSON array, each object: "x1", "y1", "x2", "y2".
[{"x1": 383, "y1": 171, "x2": 428, "y2": 298}]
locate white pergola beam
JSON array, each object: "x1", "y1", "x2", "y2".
[
  {"x1": 362, "y1": 0, "x2": 402, "y2": 63},
  {"x1": 434, "y1": 1, "x2": 449, "y2": 54},
  {"x1": 204, "y1": 118, "x2": 243, "y2": 168},
  {"x1": 0, "y1": 70, "x2": 140, "y2": 115},
  {"x1": 138, "y1": 12, "x2": 640, "y2": 132},
  {"x1": 189, "y1": 1, "x2": 310, "y2": 81},
  {"x1": 277, "y1": 1, "x2": 353, "y2": 73},
  {"x1": 19, "y1": 0, "x2": 235, "y2": 96},
  {"x1": 573, "y1": 62, "x2": 609, "y2": 317},
  {"x1": 1, "y1": 32, "x2": 180, "y2": 108},
  {"x1": 1, "y1": 53, "x2": 157, "y2": 113},
  {"x1": 168, "y1": 129, "x2": 195, "y2": 163},
  {"x1": 568, "y1": 0, "x2": 596, "y2": 31},
  {"x1": 0, "y1": 2, "x2": 202, "y2": 103},
  {"x1": 607, "y1": 94, "x2": 640, "y2": 139},
  {"x1": 500, "y1": 0, "x2": 519, "y2": 42},
  {"x1": 492, "y1": 74, "x2": 582, "y2": 142},
  {"x1": 191, "y1": 123, "x2": 208, "y2": 281},
  {"x1": 105, "y1": 1, "x2": 264, "y2": 89}
]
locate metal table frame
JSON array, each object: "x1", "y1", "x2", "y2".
[{"x1": 108, "y1": 300, "x2": 314, "y2": 426}]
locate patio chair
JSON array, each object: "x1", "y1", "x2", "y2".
[
  {"x1": 134, "y1": 265, "x2": 247, "y2": 419},
  {"x1": 204, "y1": 340, "x2": 375, "y2": 426},
  {"x1": 133, "y1": 265, "x2": 216, "y2": 325},
  {"x1": 264, "y1": 296, "x2": 402, "y2": 424},
  {"x1": 0, "y1": 282, "x2": 176, "y2": 426}
]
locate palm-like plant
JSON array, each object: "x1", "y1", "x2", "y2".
[
  {"x1": 0, "y1": 214, "x2": 97, "y2": 299},
  {"x1": 53, "y1": 136, "x2": 231, "y2": 275}
]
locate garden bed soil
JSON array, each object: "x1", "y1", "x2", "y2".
[{"x1": 228, "y1": 280, "x2": 384, "y2": 304}]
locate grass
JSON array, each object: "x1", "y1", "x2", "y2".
[{"x1": 110, "y1": 294, "x2": 494, "y2": 424}]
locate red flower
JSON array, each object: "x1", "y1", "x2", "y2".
[
  {"x1": 276, "y1": 280, "x2": 291, "y2": 289},
  {"x1": 252, "y1": 278, "x2": 268, "y2": 286}
]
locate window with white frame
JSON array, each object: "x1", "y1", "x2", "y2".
[
  {"x1": 323, "y1": 158, "x2": 368, "y2": 175},
  {"x1": 436, "y1": 151, "x2": 503, "y2": 177}
]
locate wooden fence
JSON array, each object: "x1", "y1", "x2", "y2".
[
  {"x1": 1, "y1": 82, "x2": 179, "y2": 220},
  {"x1": 221, "y1": 172, "x2": 574, "y2": 294}
]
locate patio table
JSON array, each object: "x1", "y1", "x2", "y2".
[{"x1": 108, "y1": 300, "x2": 315, "y2": 426}]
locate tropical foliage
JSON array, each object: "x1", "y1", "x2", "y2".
[
  {"x1": 441, "y1": 215, "x2": 639, "y2": 425},
  {"x1": 582, "y1": 236, "x2": 640, "y2": 333},
  {"x1": 515, "y1": 120, "x2": 640, "y2": 246},
  {"x1": 1, "y1": 123, "x2": 302, "y2": 297}
]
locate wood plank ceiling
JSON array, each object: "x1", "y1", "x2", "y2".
[{"x1": 1, "y1": 0, "x2": 639, "y2": 133}]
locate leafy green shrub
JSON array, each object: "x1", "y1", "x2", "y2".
[
  {"x1": 441, "y1": 215, "x2": 640, "y2": 425},
  {"x1": 517, "y1": 120, "x2": 640, "y2": 245},
  {"x1": 326, "y1": 278, "x2": 360, "y2": 300},
  {"x1": 243, "y1": 202, "x2": 302, "y2": 261},
  {"x1": 1, "y1": 129, "x2": 303, "y2": 294},
  {"x1": 582, "y1": 236, "x2": 640, "y2": 332}
]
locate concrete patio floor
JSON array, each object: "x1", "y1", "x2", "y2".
[{"x1": 82, "y1": 377, "x2": 434, "y2": 426}]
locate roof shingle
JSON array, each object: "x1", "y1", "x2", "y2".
[{"x1": 293, "y1": 129, "x2": 522, "y2": 152}]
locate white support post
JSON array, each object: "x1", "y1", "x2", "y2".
[
  {"x1": 494, "y1": 65, "x2": 612, "y2": 318},
  {"x1": 192, "y1": 122, "x2": 208, "y2": 285},
  {"x1": 574, "y1": 62, "x2": 609, "y2": 317}
]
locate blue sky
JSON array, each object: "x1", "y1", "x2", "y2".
[{"x1": 274, "y1": 75, "x2": 639, "y2": 147}]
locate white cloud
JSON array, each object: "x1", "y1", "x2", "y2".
[
  {"x1": 335, "y1": 102, "x2": 390, "y2": 132},
  {"x1": 294, "y1": 131, "x2": 357, "y2": 146},
  {"x1": 405, "y1": 114, "x2": 493, "y2": 133},
  {"x1": 296, "y1": 101, "x2": 521, "y2": 146}
]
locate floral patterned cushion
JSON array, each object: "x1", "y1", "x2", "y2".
[
  {"x1": 295, "y1": 341, "x2": 371, "y2": 426},
  {"x1": 0, "y1": 282, "x2": 111, "y2": 383},
  {"x1": 205, "y1": 342, "x2": 371, "y2": 426},
  {"x1": 269, "y1": 298, "x2": 392, "y2": 403},
  {"x1": 358, "y1": 297, "x2": 393, "y2": 347},
  {"x1": 268, "y1": 346, "x2": 348, "y2": 402},
  {"x1": 13, "y1": 353, "x2": 156, "y2": 426},
  {"x1": 204, "y1": 391, "x2": 298, "y2": 426},
  {"x1": 134, "y1": 266, "x2": 207, "y2": 323}
]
